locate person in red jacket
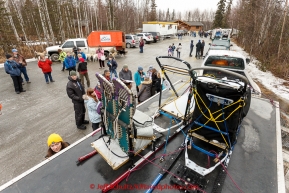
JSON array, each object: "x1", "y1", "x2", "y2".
[{"x1": 38, "y1": 54, "x2": 55, "y2": 84}]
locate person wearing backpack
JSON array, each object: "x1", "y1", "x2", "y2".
[{"x1": 77, "y1": 54, "x2": 90, "y2": 88}]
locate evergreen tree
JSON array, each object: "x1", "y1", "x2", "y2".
[
  {"x1": 150, "y1": 0, "x2": 157, "y2": 21},
  {"x1": 223, "y1": 0, "x2": 233, "y2": 28},
  {"x1": 165, "y1": 8, "x2": 170, "y2": 21},
  {"x1": 213, "y1": 0, "x2": 226, "y2": 28},
  {"x1": 171, "y1": 9, "x2": 175, "y2": 21}
]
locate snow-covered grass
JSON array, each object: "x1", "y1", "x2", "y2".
[{"x1": 231, "y1": 44, "x2": 289, "y2": 100}]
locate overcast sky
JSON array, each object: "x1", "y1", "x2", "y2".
[{"x1": 155, "y1": 0, "x2": 221, "y2": 12}]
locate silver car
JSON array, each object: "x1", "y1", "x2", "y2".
[{"x1": 125, "y1": 34, "x2": 139, "y2": 48}]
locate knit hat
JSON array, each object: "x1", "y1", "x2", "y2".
[
  {"x1": 5, "y1": 54, "x2": 12, "y2": 59},
  {"x1": 149, "y1": 65, "x2": 153, "y2": 70},
  {"x1": 12, "y1": 49, "x2": 18, "y2": 52},
  {"x1": 198, "y1": 40, "x2": 201, "y2": 42},
  {"x1": 47, "y1": 133, "x2": 63, "y2": 147},
  {"x1": 70, "y1": 71, "x2": 77, "y2": 76},
  {"x1": 138, "y1": 66, "x2": 143, "y2": 71},
  {"x1": 123, "y1": 64, "x2": 128, "y2": 69}
]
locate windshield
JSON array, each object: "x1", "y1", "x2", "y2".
[
  {"x1": 145, "y1": 34, "x2": 151, "y2": 36},
  {"x1": 204, "y1": 56, "x2": 245, "y2": 70},
  {"x1": 212, "y1": 40, "x2": 229, "y2": 47}
]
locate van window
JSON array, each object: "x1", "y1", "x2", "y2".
[
  {"x1": 126, "y1": 36, "x2": 132, "y2": 39},
  {"x1": 76, "y1": 41, "x2": 85, "y2": 47},
  {"x1": 62, "y1": 41, "x2": 74, "y2": 48}
]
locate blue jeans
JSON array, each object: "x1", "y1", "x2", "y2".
[
  {"x1": 19, "y1": 67, "x2": 29, "y2": 82},
  {"x1": 177, "y1": 51, "x2": 181, "y2": 58},
  {"x1": 110, "y1": 69, "x2": 118, "y2": 79},
  {"x1": 44, "y1": 72, "x2": 53, "y2": 82},
  {"x1": 140, "y1": 46, "x2": 143, "y2": 53}
]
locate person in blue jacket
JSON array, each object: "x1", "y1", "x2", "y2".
[
  {"x1": 77, "y1": 48, "x2": 87, "y2": 61},
  {"x1": 134, "y1": 66, "x2": 146, "y2": 93},
  {"x1": 64, "y1": 52, "x2": 76, "y2": 75},
  {"x1": 4, "y1": 54, "x2": 26, "y2": 94}
]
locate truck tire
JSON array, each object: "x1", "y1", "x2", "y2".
[{"x1": 50, "y1": 53, "x2": 59, "y2": 62}]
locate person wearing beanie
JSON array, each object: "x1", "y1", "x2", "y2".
[
  {"x1": 12, "y1": 48, "x2": 31, "y2": 84},
  {"x1": 195, "y1": 40, "x2": 202, "y2": 58},
  {"x1": 147, "y1": 65, "x2": 153, "y2": 80},
  {"x1": 45, "y1": 133, "x2": 70, "y2": 158},
  {"x1": 189, "y1": 40, "x2": 194, "y2": 57},
  {"x1": 77, "y1": 54, "x2": 90, "y2": 88},
  {"x1": 119, "y1": 64, "x2": 132, "y2": 81},
  {"x1": 64, "y1": 52, "x2": 76, "y2": 75},
  {"x1": 176, "y1": 43, "x2": 182, "y2": 58},
  {"x1": 4, "y1": 54, "x2": 25, "y2": 94},
  {"x1": 66, "y1": 70, "x2": 88, "y2": 130},
  {"x1": 38, "y1": 54, "x2": 55, "y2": 84},
  {"x1": 107, "y1": 56, "x2": 118, "y2": 79},
  {"x1": 103, "y1": 69, "x2": 111, "y2": 82},
  {"x1": 134, "y1": 66, "x2": 146, "y2": 93}
]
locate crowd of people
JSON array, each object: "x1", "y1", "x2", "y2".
[{"x1": 3, "y1": 34, "x2": 206, "y2": 159}]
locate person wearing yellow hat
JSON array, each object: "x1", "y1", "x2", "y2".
[{"x1": 45, "y1": 133, "x2": 70, "y2": 158}]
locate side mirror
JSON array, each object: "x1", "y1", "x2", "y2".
[{"x1": 246, "y1": 58, "x2": 250, "y2": 64}]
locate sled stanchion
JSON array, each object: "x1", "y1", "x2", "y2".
[
  {"x1": 76, "y1": 150, "x2": 98, "y2": 166},
  {"x1": 145, "y1": 174, "x2": 163, "y2": 193}
]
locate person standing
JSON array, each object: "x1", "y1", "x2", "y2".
[
  {"x1": 58, "y1": 49, "x2": 67, "y2": 71},
  {"x1": 176, "y1": 43, "x2": 182, "y2": 58},
  {"x1": 64, "y1": 52, "x2": 76, "y2": 75},
  {"x1": 77, "y1": 48, "x2": 87, "y2": 61},
  {"x1": 4, "y1": 54, "x2": 25, "y2": 94},
  {"x1": 72, "y1": 46, "x2": 78, "y2": 60},
  {"x1": 195, "y1": 40, "x2": 202, "y2": 58},
  {"x1": 107, "y1": 56, "x2": 118, "y2": 79},
  {"x1": 137, "y1": 76, "x2": 152, "y2": 103},
  {"x1": 151, "y1": 68, "x2": 158, "y2": 95},
  {"x1": 38, "y1": 54, "x2": 55, "y2": 84},
  {"x1": 119, "y1": 64, "x2": 132, "y2": 81},
  {"x1": 139, "y1": 37, "x2": 144, "y2": 53},
  {"x1": 96, "y1": 45, "x2": 105, "y2": 69},
  {"x1": 83, "y1": 88, "x2": 102, "y2": 131},
  {"x1": 66, "y1": 71, "x2": 88, "y2": 130},
  {"x1": 12, "y1": 49, "x2": 31, "y2": 84},
  {"x1": 201, "y1": 40, "x2": 205, "y2": 56},
  {"x1": 171, "y1": 43, "x2": 176, "y2": 57},
  {"x1": 168, "y1": 46, "x2": 172, "y2": 56},
  {"x1": 134, "y1": 66, "x2": 145, "y2": 93},
  {"x1": 189, "y1": 40, "x2": 194, "y2": 57},
  {"x1": 77, "y1": 54, "x2": 90, "y2": 88},
  {"x1": 147, "y1": 65, "x2": 153, "y2": 80}
]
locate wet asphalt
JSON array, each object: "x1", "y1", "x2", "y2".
[{"x1": 0, "y1": 35, "x2": 211, "y2": 185}]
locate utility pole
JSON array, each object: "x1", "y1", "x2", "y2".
[{"x1": 278, "y1": 0, "x2": 288, "y2": 60}]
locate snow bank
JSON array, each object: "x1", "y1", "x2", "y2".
[{"x1": 231, "y1": 44, "x2": 289, "y2": 100}]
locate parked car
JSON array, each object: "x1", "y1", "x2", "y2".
[
  {"x1": 125, "y1": 34, "x2": 139, "y2": 48},
  {"x1": 200, "y1": 50, "x2": 261, "y2": 96},
  {"x1": 145, "y1": 32, "x2": 161, "y2": 43},
  {"x1": 136, "y1": 33, "x2": 154, "y2": 44}
]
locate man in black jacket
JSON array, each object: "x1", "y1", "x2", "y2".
[
  {"x1": 195, "y1": 40, "x2": 203, "y2": 58},
  {"x1": 66, "y1": 71, "x2": 88, "y2": 130}
]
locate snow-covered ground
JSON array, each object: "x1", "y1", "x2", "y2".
[{"x1": 231, "y1": 44, "x2": 289, "y2": 100}]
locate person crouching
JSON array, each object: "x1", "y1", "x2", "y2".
[{"x1": 45, "y1": 133, "x2": 69, "y2": 158}]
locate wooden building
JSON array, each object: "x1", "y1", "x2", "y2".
[{"x1": 174, "y1": 20, "x2": 204, "y2": 31}]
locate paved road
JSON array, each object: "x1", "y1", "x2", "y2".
[{"x1": 0, "y1": 35, "x2": 211, "y2": 185}]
